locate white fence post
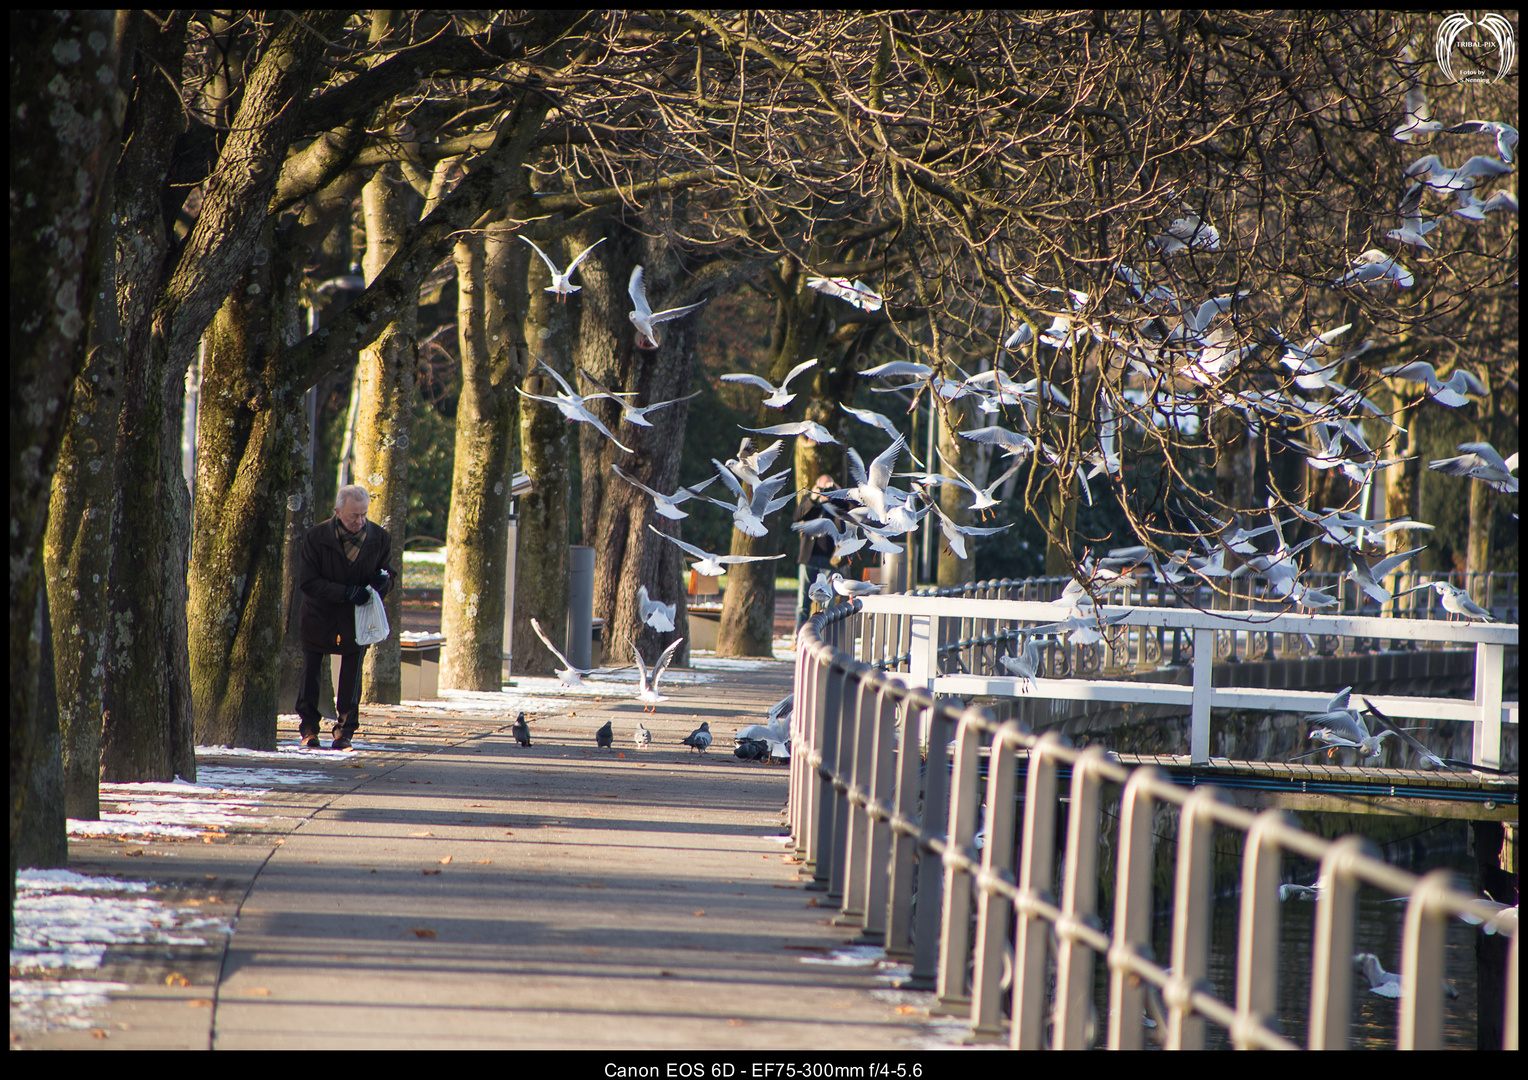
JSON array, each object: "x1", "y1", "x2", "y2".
[
  {"x1": 1191, "y1": 626, "x2": 1213, "y2": 764},
  {"x1": 1474, "y1": 641, "x2": 1504, "y2": 770}
]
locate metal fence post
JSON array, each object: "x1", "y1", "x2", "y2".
[
  {"x1": 1308, "y1": 835, "x2": 1372, "y2": 1049},
  {"x1": 834, "y1": 671, "x2": 877, "y2": 926},
  {"x1": 1013, "y1": 732, "x2": 1064, "y2": 1049},
  {"x1": 932, "y1": 711, "x2": 983, "y2": 1016},
  {"x1": 856, "y1": 678, "x2": 900, "y2": 945},
  {"x1": 1054, "y1": 746, "x2": 1109, "y2": 1048},
  {"x1": 970, "y1": 718, "x2": 1023, "y2": 1040},
  {"x1": 884, "y1": 691, "x2": 932, "y2": 960},
  {"x1": 906, "y1": 707, "x2": 955, "y2": 991},
  {"x1": 1191, "y1": 626, "x2": 1213, "y2": 764},
  {"x1": 1399, "y1": 870, "x2": 1452, "y2": 1050},
  {"x1": 1235, "y1": 811, "x2": 1290, "y2": 1048},
  {"x1": 1106, "y1": 768, "x2": 1163, "y2": 1050},
  {"x1": 809, "y1": 660, "x2": 847, "y2": 893},
  {"x1": 1165, "y1": 787, "x2": 1226, "y2": 1049},
  {"x1": 1474, "y1": 641, "x2": 1504, "y2": 769}
]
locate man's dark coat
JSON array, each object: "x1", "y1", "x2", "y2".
[{"x1": 299, "y1": 516, "x2": 393, "y2": 654}]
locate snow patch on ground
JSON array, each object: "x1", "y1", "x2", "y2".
[
  {"x1": 690, "y1": 655, "x2": 787, "y2": 672},
  {"x1": 10, "y1": 870, "x2": 233, "y2": 1033},
  {"x1": 798, "y1": 944, "x2": 886, "y2": 967}
]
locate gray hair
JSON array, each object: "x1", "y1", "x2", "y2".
[{"x1": 335, "y1": 484, "x2": 371, "y2": 511}]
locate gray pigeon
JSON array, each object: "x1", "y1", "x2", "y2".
[
  {"x1": 595, "y1": 720, "x2": 613, "y2": 748},
  {"x1": 682, "y1": 721, "x2": 712, "y2": 753},
  {"x1": 634, "y1": 722, "x2": 651, "y2": 748},
  {"x1": 511, "y1": 713, "x2": 531, "y2": 747},
  {"x1": 734, "y1": 737, "x2": 770, "y2": 762}
]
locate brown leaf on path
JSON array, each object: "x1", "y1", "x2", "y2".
[
  {"x1": 91, "y1": 1029, "x2": 109, "y2": 1039},
  {"x1": 125, "y1": 848, "x2": 144, "y2": 857},
  {"x1": 692, "y1": 909, "x2": 706, "y2": 917},
  {"x1": 165, "y1": 973, "x2": 189, "y2": 987},
  {"x1": 248, "y1": 988, "x2": 271, "y2": 997},
  {"x1": 188, "y1": 999, "x2": 214, "y2": 1008},
  {"x1": 422, "y1": 869, "x2": 441, "y2": 875},
  {"x1": 475, "y1": 859, "x2": 492, "y2": 864},
  {"x1": 895, "y1": 1005, "x2": 922, "y2": 1015},
  {"x1": 439, "y1": 855, "x2": 452, "y2": 865},
  {"x1": 408, "y1": 831, "x2": 432, "y2": 837},
  {"x1": 410, "y1": 927, "x2": 437, "y2": 939}
]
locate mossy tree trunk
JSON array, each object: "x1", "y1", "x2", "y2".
[
  {"x1": 354, "y1": 163, "x2": 420, "y2": 704},
  {"x1": 12, "y1": 8, "x2": 123, "y2": 895},
  {"x1": 512, "y1": 237, "x2": 574, "y2": 677},
  {"x1": 440, "y1": 219, "x2": 527, "y2": 689}
]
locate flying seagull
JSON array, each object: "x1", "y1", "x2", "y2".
[
  {"x1": 520, "y1": 235, "x2": 604, "y2": 301},
  {"x1": 647, "y1": 524, "x2": 787, "y2": 578},
  {"x1": 721, "y1": 358, "x2": 819, "y2": 410},
  {"x1": 530, "y1": 616, "x2": 601, "y2": 687},
  {"x1": 628, "y1": 265, "x2": 706, "y2": 350},
  {"x1": 633, "y1": 636, "x2": 684, "y2": 712}
]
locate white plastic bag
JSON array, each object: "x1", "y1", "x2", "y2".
[{"x1": 355, "y1": 585, "x2": 390, "y2": 646}]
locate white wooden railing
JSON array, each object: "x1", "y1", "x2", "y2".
[{"x1": 852, "y1": 594, "x2": 1519, "y2": 768}]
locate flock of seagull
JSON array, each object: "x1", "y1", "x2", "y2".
[{"x1": 507, "y1": 73, "x2": 1514, "y2": 767}]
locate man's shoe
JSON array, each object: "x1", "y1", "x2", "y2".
[
  {"x1": 331, "y1": 724, "x2": 354, "y2": 751},
  {"x1": 301, "y1": 734, "x2": 320, "y2": 749}
]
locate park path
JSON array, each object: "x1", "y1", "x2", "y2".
[{"x1": 15, "y1": 657, "x2": 964, "y2": 1050}]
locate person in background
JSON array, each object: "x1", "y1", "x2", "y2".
[{"x1": 295, "y1": 484, "x2": 393, "y2": 749}]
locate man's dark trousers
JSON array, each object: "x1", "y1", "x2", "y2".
[{"x1": 295, "y1": 648, "x2": 367, "y2": 738}]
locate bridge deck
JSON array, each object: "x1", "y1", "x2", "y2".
[{"x1": 1103, "y1": 753, "x2": 1519, "y2": 820}]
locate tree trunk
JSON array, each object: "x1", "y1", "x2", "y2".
[
  {"x1": 354, "y1": 164, "x2": 419, "y2": 704},
  {"x1": 938, "y1": 396, "x2": 979, "y2": 585},
  {"x1": 186, "y1": 228, "x2": 306, "y2": 749},
  {"x1": 11, "y1": 7, "x2": 122, "y2": 913},
  {"x1": 720, "y1": 260, "x2": 834, "y2": 657},
  {"x1": 45, "y1": 302, "x2": 124, "y2": 819},
  {"x1": 512, "y1": 242, "x2": 575, "y2": 677},
  {"x1": 19, "y1": 590, "x2": 67, "y2": 870},
  {"x1": 440, "y1": 223, "x2": 525, "y2": 690}
]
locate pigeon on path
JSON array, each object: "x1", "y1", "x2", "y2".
[
  {"x1": 682, "y1": 722, "x2": 712, "y2": 754},
  {"x1": 595, "y1": 720, "x2": 613, "y2": 748},
  {"x1": 634, "y1": 722, "x2": 651, "y2": 748},
  {"x1": 511, "y1": 713, "x2": 531, "y2": 747}
]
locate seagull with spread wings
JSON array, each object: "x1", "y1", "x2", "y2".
[
  {"x1": 520, "y1": 235, "x2": 604, "y2": 301},
  {"x1": 628, "y1": 266, "x2": 706, "y2": 350},
  {"x1": 721, "y1": 358, "x2": 818, "y2": 410},
  {"x1": 647, "y1": 524, "x2": 786, "y2": 578}
]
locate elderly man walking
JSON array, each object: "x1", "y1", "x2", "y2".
[{"x1": 295, "y1": 484, "x2": 393, "y2": 749}]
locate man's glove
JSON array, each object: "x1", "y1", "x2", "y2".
[
  {"x1": 344, "y1": 584, "x2": 370, "y2": 606},
  {"x1": 369, "y1": 567, "x2": 390, "y2": 592}
]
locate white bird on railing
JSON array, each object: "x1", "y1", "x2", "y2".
[
  {"x1": 828, "y1": 572, "x2": 882, "y2": 599},
  {"x1": 520, "y1": 235, "x2": 604, "y2": 301},
  {"x1": 1427, "y1": 581, "x2": 1495, "y2": 622},
  {"x1": 628, "y1": 265, "x2": 706, "y2": 350},
  {"x1": 808, "y1": 570, "x2": 835, "y2": 608},
  {"x1": 998, "y1": 634, "x2": 1042, "y2": 694}
]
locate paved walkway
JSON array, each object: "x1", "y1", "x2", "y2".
[{"x1": 13, "y1": 657, "x2": 964, "y2": 1050}]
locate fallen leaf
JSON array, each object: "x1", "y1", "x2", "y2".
[
  {"x1": 806, "y1": 898, "x2": 819, "y2": 907},
  {"x1": 692, "y1": 910, "x2": 706, "y2": 917},
  {"x1": 422, "y1": 869, "x2": 441, "y2": 876},
  {"x1": 91, "y1": 1029, "x2": 109, "y2": 1039},
  {"x1": 248, "y1": 988, "x2": 271, "y2": 997},
  {"x1": 617, "y1": 753, "x2": 625, "y2": 759},
  {"x1": 896, "y1": 1005, "x2": 921, "y2": 1015},
  {"x1": 727, "y1": 1018, "x2": 742, "y2": 1026},
  {"x1": 408, "y1": 831, "x2": 432, "y2": 837},
  {"x1": 188, "y1": 999, "x2": 214, "y2": 1008},
  {"x1": 369, "y1": 868, "x2": 377, "y2": 874},
  {"x1": 438, "y1": 855, "x2": 452, "y2": 865},
  {"x1": 341, "y1": 762, "x2": 364, "y2": 768},
  {"x1": 125, "y1": 848, "x2": 144, "y2": 857},
  {"x1": 165, "y1": 973, "x2": 189, "y2": 987},
  {"x1": 410, "y1": 927, "x2": 437, "y2": 939},
  {"x1": 475, "y1": 859, "x2": 492, "y2": 865}
]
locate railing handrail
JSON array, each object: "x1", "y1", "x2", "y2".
[
  {"x1": 788, "y1": 604, "x2": 1521, "y2": 1050},
  {"x1": 858, "y1": 592, "x2": 1521, "y2": 644}
]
